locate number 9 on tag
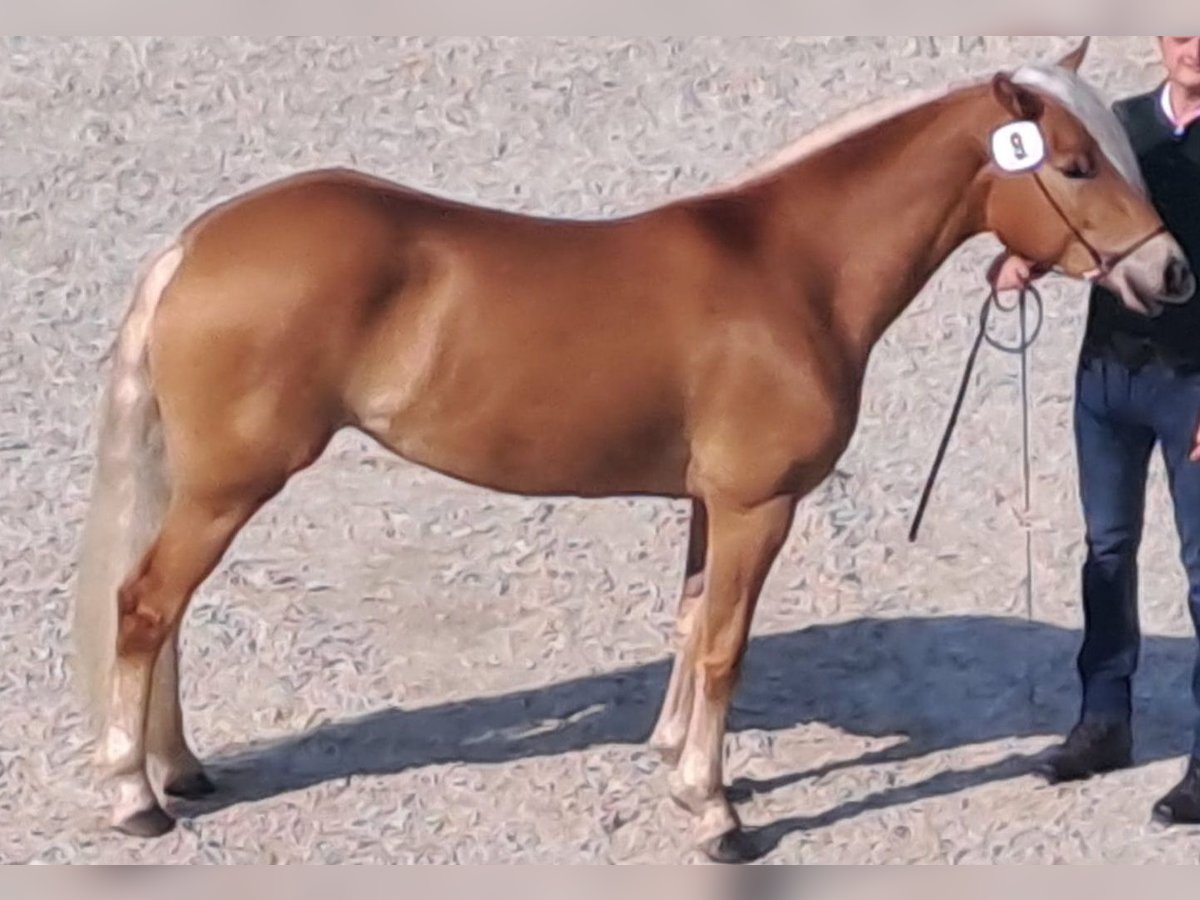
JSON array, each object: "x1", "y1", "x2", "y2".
[{"x1": 990, "y1": 121, "x2": 1046, "y2": 174}]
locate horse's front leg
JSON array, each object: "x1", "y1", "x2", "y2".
[{"x1": 667, "y1": 495, "x2": 795, "y2": 862}]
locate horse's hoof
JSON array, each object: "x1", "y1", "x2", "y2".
[
  {"x1": 164, "y1": 770, "x2": 217, "y2": 800},
  {"x1": 115, "y1": 805, "x2": 176, "y2": 838},
  {"x1": 699, "y1": 828, "x2": 762, "y2": 864}
]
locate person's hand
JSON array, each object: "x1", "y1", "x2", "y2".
[
  {"x1": 988, "y1": 252, "x2": 1045, "y2": 292},
  {"x1": 1190, "y1": 421, "x2": 1200, "y2": 463}
]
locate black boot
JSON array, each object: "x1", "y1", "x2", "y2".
[
  {"x1": 1152, "y1": 761, "x2": 1200, "y2": 825},
  {"x1": 1035, "y1": 718, "x2": 1133, "y2": 784}
]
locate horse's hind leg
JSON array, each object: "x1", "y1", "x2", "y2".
[
  {"x1": 145, "y1": 625, "x2": 213, "y2": 799},
  {"x1": 100, "y1": 482, "x2": 279, "y2": 835},
  {"x1": 648, "y1": 500, "x2": 707, "y2": 762}
]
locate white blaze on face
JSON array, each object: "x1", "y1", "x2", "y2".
[{"x1": 990, "y1": 121, "x2": 1047, "y2": 173}]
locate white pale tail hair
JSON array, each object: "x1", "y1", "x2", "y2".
[{"x1": 72, "y1": 244, "x2": 184, "y2": 734}]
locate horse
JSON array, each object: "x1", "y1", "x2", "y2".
[{"x1": 72, "y1": 38, "x2": 1195, "y2": 862}]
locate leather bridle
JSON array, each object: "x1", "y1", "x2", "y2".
[{"x1": 1027, "y1": 167, "x2": 1167, "y2": 282}]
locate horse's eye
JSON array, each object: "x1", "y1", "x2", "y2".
[{"x1": 1062, "y1": 159, "x2": 1096, "y2": 180}]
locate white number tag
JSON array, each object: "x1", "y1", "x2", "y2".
[{"x1": 990, "y1": 121, "x2": 1046, "y2": 173}]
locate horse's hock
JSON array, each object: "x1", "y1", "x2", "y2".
[{"x1": 7, "y1": 37, "x2": 1199, "y2": 863}]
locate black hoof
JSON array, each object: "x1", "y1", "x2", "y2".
[
  {"x1": 164, "y1": 770, "x2": 217, "y2": 800},
  {"x1": 115, "y1": 805, "x2": 176, "y2": 838},
  {"x1": 700, "y1": 828, "x2": 763, "y2": 864}
]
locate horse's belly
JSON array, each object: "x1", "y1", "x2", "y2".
[{"x1": 361, "y1": 377, "x2": 691, "y2": 498}]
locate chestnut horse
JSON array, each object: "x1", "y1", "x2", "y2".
[{"x1": 73, "y1": 40, "x2": 1194, "y2": 861}]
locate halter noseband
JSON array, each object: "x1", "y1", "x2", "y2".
[{"x1": 1028, "y1": 171, "x2": 1167, "y2": 282}]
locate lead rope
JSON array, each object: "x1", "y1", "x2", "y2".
[
  {"x1": 1018, "y1": 288, "x2": 1034, "y2": 626},
  {"x1": 908, "y1": 285, "x2": 1044, "y2": 628}
]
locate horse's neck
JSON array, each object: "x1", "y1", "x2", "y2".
[{"x1": 765, "y1": 87, "x2": 994, "y2": 361}]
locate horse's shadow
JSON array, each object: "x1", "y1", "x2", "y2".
[{"x1": 184, "y1": 615, "x2": 1197, "y2": 855}]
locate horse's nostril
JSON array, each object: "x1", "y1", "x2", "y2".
[{"x1": 1165, "y1": 258, "x2": 1193, "y2": 297}]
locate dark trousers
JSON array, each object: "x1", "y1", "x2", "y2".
[{"x1": 1075, "y1": 354, "x2": 1200, "y2": 757}]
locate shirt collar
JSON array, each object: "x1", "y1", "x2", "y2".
[{"x1": 1160, "y1": 82, "x2": 1200, "y2": 136}]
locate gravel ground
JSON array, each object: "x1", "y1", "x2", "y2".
[{"x1": 3, "y1": 36, "x2": 1199, "y2": 864}]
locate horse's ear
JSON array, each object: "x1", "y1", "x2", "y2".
[
  {"x1": 1057, "y1": 36, "x2": 1091, "y2": 73},
  {"x1": 992, "y1": 72, "x2": 1045, "y2": 121}
]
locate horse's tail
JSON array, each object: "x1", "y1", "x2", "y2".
[{"x1": 72, "y1": 243, "x2": 185, "y2": 736}]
